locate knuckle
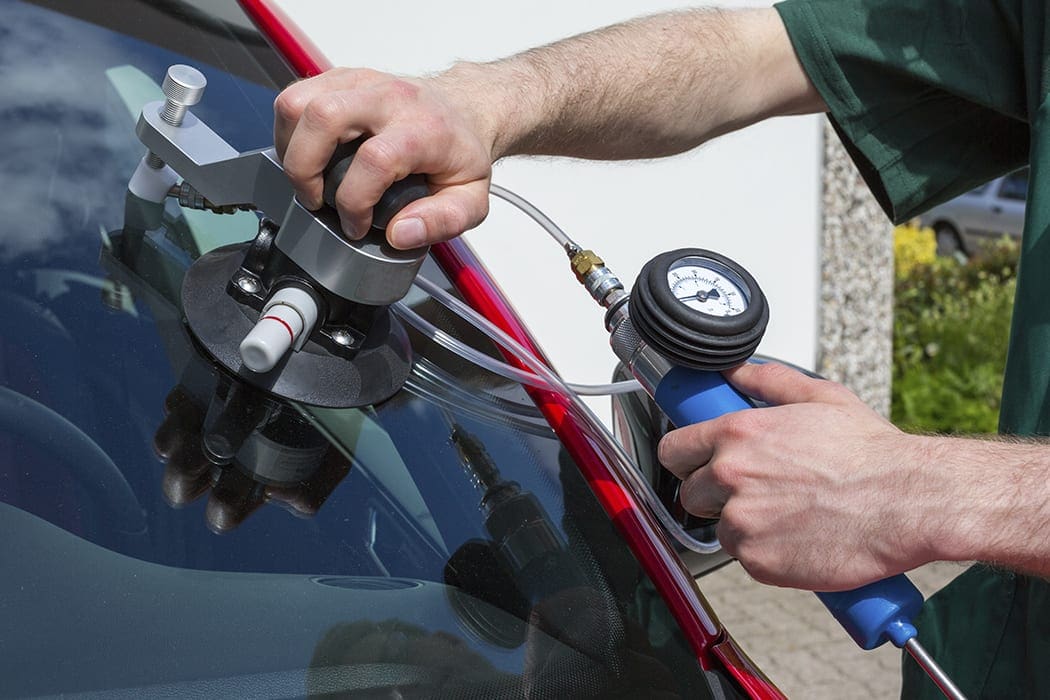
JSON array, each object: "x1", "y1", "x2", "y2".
[
  {"x1": 715, "y1": 517, "x2": 742, "y2": 553},
  {"x1": 384, "y1": 78, "x2": 421, "y2": 102},
  {"x1": 356, "y1": 138, "x2": 402, "y2": 177},
  {"x1": 418, "y1": 111, "x2": 450, "y2": 138},
  {"x1": 273, "y1": 89, "x2": 307, "y2": 122},
  {"x1": 303, "y1": 94, "x2": 346, "y2": 131},
  {"x1": 719, "y1": 500, "x2": 746, "y2": 529},
  {"x1": 709, "y1": 457, "x2": 739, "y2": 489},
  {"x1": 721, "y1": 411, "x2": 760, "y2": 441}
]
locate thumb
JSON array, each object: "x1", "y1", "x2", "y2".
[
  {"x1": 387, "y1": 180, "x2": 490, "y2": 249},
  {"x1": 723, "y1": 361, "x2": 850, "y2": 407}
]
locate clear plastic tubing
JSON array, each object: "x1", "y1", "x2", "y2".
[
  {"x1": 489, "y1": 183, "x2": 579, "y2": 250},
  {"x1": 392, "y1": 301, "x2": 552, "y2": 390},
  {"x1": 405, "y1": 273, "x2": 719, "y2": 554},
  {"x1": 395, "y1": 302, "x2": 641, "y2": 396},
  {"x1": 406, "y1": 274, "x2": 642, "y2": 395}
]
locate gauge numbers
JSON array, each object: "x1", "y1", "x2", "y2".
[{"x1": 666, "y1": 256, "x2": 749, "y2": 317}]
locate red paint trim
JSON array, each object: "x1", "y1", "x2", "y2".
[
  {"x1": 237, "y1": 3, "x2": 783, "y2": 697},
  {"x1": 261, "y1": 315, "x2": 295, "y2": 342},
  {"x1": 238, "y1": 0, "x2": 331, "y2": 76},
  {"x1": 713, "y1": 635, "x2": 789, "y2": 700}
]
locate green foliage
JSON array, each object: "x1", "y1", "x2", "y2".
[{"x1": 891, "y1": 235, "x2": 1019, "y2": 434}]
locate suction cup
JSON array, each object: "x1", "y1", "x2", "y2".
[{"x1": 182, "y1": 243, "x2": 412, "y2": 408}]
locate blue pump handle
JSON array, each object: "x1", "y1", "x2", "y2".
[{"x1": 653, "y1": 364, "x2": 924, "y2": 650}]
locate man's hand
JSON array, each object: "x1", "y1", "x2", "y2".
[
  {"x1": 274, "y1": 68, "x2": 495, "y2": 248},
  {"x1": 658, "y1": 362, "x2": 936, "y2": 591}
]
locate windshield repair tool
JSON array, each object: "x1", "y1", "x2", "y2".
[
  {"x1": 131, "y1": 65, "x2": 428, "y2": 408},
  {"x1": 569, "y1": 245, "x2": 966, "y2": 700}
]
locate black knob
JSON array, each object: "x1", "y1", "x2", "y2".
[{"x1": 322, "y1": 138, "x2": 429, "y2": 230}]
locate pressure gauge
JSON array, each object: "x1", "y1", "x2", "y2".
[
  {"x1": 666, "y1": 256, "x2": 750, "y2": 317},
  {"x1": 628, "y1": 248, "x2": 768, "y2": 371}
]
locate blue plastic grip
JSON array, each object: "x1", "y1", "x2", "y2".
[
  {"x1": 653, "y1": 365, "x2": 753, "y2": 426},
  {"x1": 653, "y1": 365, "x2": 926, "y2": 652},
  {"x1": 816, "y1": 575, "x2": 923, "y2": 649}
]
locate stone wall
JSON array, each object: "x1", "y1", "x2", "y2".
[{"x1": 818, "y1": 122, "x2": 894, "y2": 417}]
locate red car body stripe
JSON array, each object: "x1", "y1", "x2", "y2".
[{"x1": 236, "y1": 3, "x2": 785, "y2": 696}]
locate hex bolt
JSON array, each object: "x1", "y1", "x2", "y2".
[{"x1": 145, "y1": 65, "x2": 207, "y2": 170}]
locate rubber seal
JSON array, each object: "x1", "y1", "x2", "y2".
[{"x1": 629, "y1": 248, "x2": 768, "y2": 371}]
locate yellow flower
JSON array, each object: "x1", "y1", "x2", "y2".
[{"x1": 894, "y1": 221, "x2": 937, "y2": 277}]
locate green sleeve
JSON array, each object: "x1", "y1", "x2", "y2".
[{"x1": 775, "y1": 0, "x2": 1031, "y2": 224}]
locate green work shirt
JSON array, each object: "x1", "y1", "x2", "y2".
[{"x1": 775, "y1": 1, "x2": 1050, "y2": 697}]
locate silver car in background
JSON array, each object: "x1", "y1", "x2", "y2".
[{"x1": 920, "y1": 169, "x2": 1028, "y2": 256}]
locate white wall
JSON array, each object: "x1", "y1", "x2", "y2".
[{"x1": 273, "y1": 0, "x2": 823, "y2": 424}]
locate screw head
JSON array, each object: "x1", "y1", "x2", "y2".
[
  {"x1": 235, "y1": 275, "x2": 260, "y2": 294},
  {"x1": 332, "y1": 329, "x2": 354, "y2": 346},
  {"x1": 162, "y1": 65, "x2": 207, "y2": 107}
]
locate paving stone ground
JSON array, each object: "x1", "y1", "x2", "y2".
[{"x1": 699, "y1": 561, "x2": 966, "y2": 699}]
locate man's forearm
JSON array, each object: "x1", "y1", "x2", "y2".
[
  {"x1": 273, "y1": 8, "x2": 824, "y2": 246},
  {"x1": 434, "y1": 8, "x2": 825, "y2": 162},
  {"x1": 917, "y1": 435, "x2": 1050, "y2": 578}
]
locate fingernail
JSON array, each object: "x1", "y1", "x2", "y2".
[{"x1": 391, "y1": 217, "x2": 427, "y2": 248}]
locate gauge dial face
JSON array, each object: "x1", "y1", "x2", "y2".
[{"x1": 666, "y1": 256, "x2": 750, "y2": 317}]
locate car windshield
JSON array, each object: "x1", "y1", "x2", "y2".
[{"x1": 0, "y1": 1, "x2": 722, "y2": 697}]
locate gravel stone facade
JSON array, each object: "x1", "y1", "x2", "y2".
[{"x1": 818, "y1": 122, "x2": 894, "y2": 417}]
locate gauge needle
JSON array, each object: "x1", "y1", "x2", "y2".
[{"x1": 678, "y1": 289, "x2": 720, "y2": 303}]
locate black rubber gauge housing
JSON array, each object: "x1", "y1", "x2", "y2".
[{"x1": 628, "y1": 248, "x2": 768, "y2": 371}]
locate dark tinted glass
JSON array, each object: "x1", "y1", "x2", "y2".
[
  {"x1": 998, "y1": 169, "x2": 1029, "y2": 201},
  {"x1": 0, "y1": 1, "x2": 723, "y2": 698}
]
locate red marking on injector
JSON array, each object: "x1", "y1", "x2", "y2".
[{"x1": 262, "y1": 314, "x2": 295, "y2": 341}]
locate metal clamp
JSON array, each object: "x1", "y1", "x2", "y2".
[{"x1": 134, "y1": 97, "x2": 426, "y2": 306}]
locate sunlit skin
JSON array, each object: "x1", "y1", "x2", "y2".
[{"x1": 274, "y1": 8, "x2": 1050, "y2": 590}]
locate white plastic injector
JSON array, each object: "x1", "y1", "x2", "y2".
[{"x1": 239, "y1": 287, "x2": 319, "y2": 373}]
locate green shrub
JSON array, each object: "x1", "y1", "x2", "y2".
[{"x1": 891, "y1": 234, "x2": 1018, "y2": 434}]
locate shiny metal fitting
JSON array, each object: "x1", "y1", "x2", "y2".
[
  {"x1": 570, "y1": 249, "x2": 624, "y2": 307},
  {"x1": 570, "y1": 249, "x2": 604, "y2": 283}
]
